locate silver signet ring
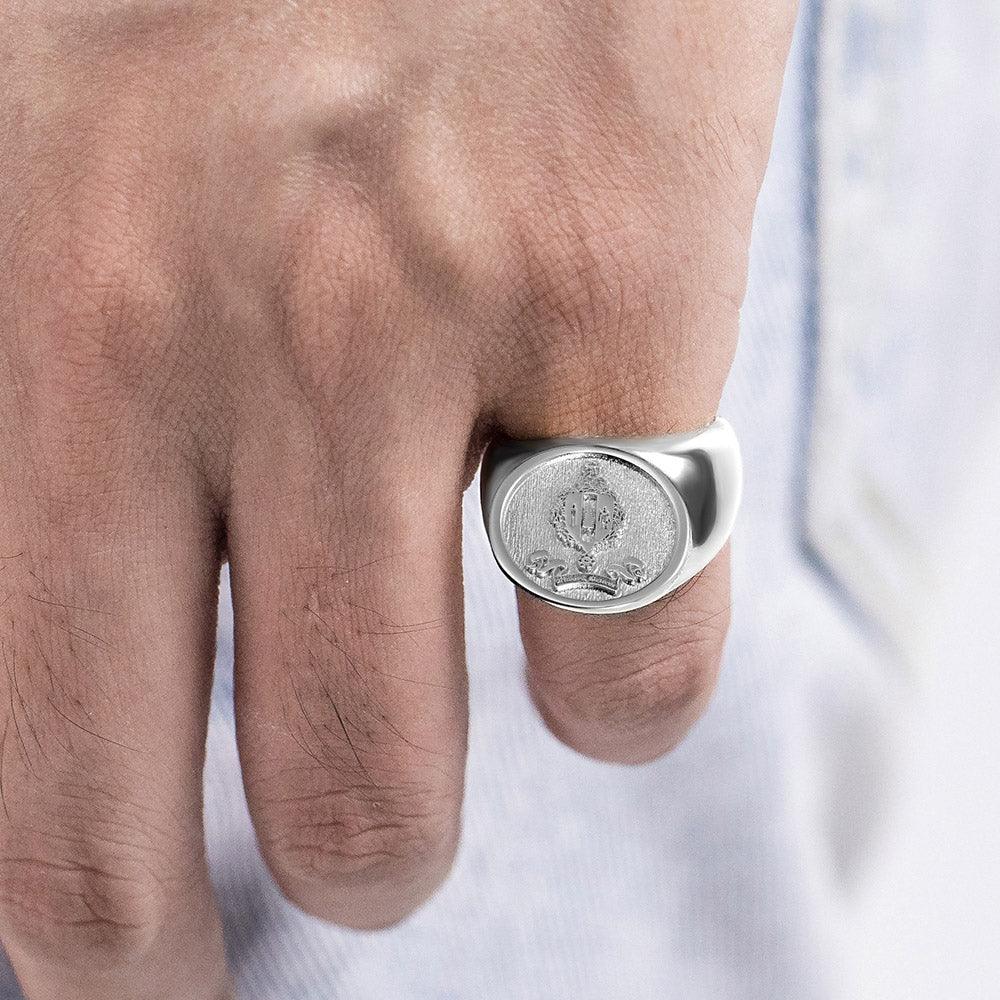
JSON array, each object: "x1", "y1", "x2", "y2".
[{"x1": 480, "y1": 418, "x2": 742, "y2": 615}]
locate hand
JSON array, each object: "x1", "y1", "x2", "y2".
[{"x1": 0, "y1": 2, "x2": 795, "y2": 996}]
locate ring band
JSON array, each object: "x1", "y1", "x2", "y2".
[{"x1": 480, "y1": 418, "x2": 742, "y2": 615}]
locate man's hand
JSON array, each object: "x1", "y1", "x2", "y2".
[{"x1": 0, "y1": 2, "x2": 795, "y2": 996}]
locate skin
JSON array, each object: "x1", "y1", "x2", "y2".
[{"x1": 0, "y1": 1, "x2": 796, "y2": 997}]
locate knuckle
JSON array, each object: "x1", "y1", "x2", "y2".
[
  {"x1": 255, "y1": 772, "x2": 459, "y2": 913},
  {"x1": 28, "y1": 248, "x2": 160, "y2": 378},
  {"x1": 518, "y1": 211, "x2": 662, "y2": 340},
  {"x1": 532, "y1": 608, "x2": 729, "y2": 761},
  {"x1": 246, "y1": 594, "x2": 467, "y2": 924},
  {"x1": 0, "y1": 635, "x2": 190, "y2": 966},
  {"x1": 8, "y1": 172, "x2": 169, "y2": 399},
  {"x1": 0, "y1": 823, "x2": 177, "y2": 966},
  {"x1": 492, "y1": 148, "x2": 749, "y2": 426},
  {"x1": 639, "y1": 622, "x2": 725, "y2": 718},
  {"x1": 273, "y1": 221, "x2": 398, "y2": 418},
  {"x1": 497, "y1": 197, "x2": 696, "y2": 434}
]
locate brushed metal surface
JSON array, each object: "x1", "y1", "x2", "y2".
[{"x1": 498, "y1": 452, "x2": 679, "y2": 605}]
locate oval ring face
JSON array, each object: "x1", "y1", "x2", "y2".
[{"x1": 491, "y1": 449, "x2": 689, "y2": 613}]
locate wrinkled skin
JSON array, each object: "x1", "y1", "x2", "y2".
[{"x1": 0, "y1": 2, "x2": 795, "y2": 997}]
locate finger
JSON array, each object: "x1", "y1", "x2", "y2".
[
  {"x1": 505, "y1": 405, "x2": 734, "y2": 765},
  {"x1": 488, "y1": 215, "x2": 739, "y2": 766},
  {"x1": 0, "y1": 483, "x2": 231, "y2": 997},
  {"x1": 228, "y1": 398, "x2": 471, "y2": 930},
  {"x1": 518, "y1": 552, "x2": 731, "y2": 765}
]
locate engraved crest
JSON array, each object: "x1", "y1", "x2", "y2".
[
  {"x1": 525, "y1": 458, "x2": 648, "y2": 596},
  {"x1": 551, "y1": 460, "x2": 624, "y2": 557}
]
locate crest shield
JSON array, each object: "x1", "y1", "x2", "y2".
[
  {"x1": 520, "y1": 456, "x2": 650, "y2": 598},
  {"x1": 560, "y1": 487, "x2": 618, "y2": 552}
]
